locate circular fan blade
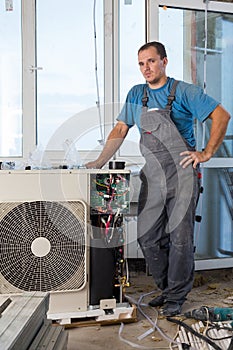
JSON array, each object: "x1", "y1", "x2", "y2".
[{"x1": 0, "y1": 201, "x2": 87, "y2": 292}]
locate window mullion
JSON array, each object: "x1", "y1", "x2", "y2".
[
  {"x1": 22, "y1": 0, "x2": 36, "y2": 160},
  {"x1": 104, "y1": 0, "x2": 120, "y2": 144}
]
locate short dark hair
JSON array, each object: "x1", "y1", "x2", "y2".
[{"x1": 138, "y1": 41, "x2": 167, "y2": 59}]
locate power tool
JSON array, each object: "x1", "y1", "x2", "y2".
[{"x1": 185, "y1": 306, "x2": 233, "y2": 322}]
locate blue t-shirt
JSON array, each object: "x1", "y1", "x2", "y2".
[{"x1": 117, "y1": 77, "x2": 219, "y2": 147}]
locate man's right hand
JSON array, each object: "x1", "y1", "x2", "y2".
[{"x1": 85, "y1": 160, "x2": 102, "y2": 169}]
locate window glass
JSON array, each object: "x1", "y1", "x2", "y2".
[
  {"x1": 159, "y1": 6, "x2": 233, "y2": 157},
  {"x1": 195, "y1": 167, "x2": 233, "y2": 261},
  {"x1": 118, "y1": 0, "x2": 145, "y2": 157},
  {"x1": 0, "y1": 0, "x2": 22, "y2": 157},
  {"x1": 36, "y1": 0, "x2": 104, "y2": 151}
]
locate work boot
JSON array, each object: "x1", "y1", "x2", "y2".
[
  {"x1": 148, "y1": 294, "x2": 166, "y2": 307},
  {"x1": 160, "y1": 301, "x2": 182, "y2": 316}
]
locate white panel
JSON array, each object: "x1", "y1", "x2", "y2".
[
  {"x1": 0, "y1": 170, "x2": 89, "y2": 202},
  {"x1": 195, "y1": 258, "x2": 233, "y2": 271},
  {"x1": 125, "y1": 217, "x2": 143, "y2": 259}
]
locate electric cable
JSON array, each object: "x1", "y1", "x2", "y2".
[
  {"x1": 206, "y1": 326, "x2": 233, "y2": 341},
  {"x1": 124, "y1": 294, "x2": 148, "y2": 308},
  {"x1": 167, "y1": 317, "x2": 222, "y2": 350},
  {"x1": 122, "y1": 291, "x2": 195, "y2": 349},
  {"x1": 137, "y1": 292, "x2": 194, "y2": 348},
  {"x1": 124, "y1": 259, "x2": 130, "y2": 286},
  {"x1": 119, "y1": 323, "x2": 171, "y2": 350},
  {"x1": 201, "y1": 306, "x2": 211, "y2": 349},
  {"x1": 169, "y1": 326, "x2": 180, "y2": 350},
  {"x1": 93, "y1": 0, "x2": 104, "y2": 146},
  {"x1": 119, "y1": 322, "x2": 180, "y2": 349}
]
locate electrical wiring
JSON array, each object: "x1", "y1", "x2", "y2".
[
  {"x1": 169, "y1": 326, "x2": 180, "y2": 350},
  {"x1": 124, "y1": 294, "x2": 149, "y2": 308},
  {"x1": 119, "y1": 322, "x2": 169, "y2": 349},
  {"x1": 167, "y1": 317, "x2": 222, "y2": 350},
  {"x1": 137, "y1": 292, "x2": 195, "y2": 349},
  {"x1": 200, "y1": 306, "x2": 211, "y2": 349},
  {"x1": 94, "y1": 180, "x2": 129, "y2": 197},
  {"x1": 105, "y1": 213, "x2": 113, "y2": 235},
  {"x1": 178, "y1": 319, "x2": 233, "y2": 349},
  {"x1": 94, "y1": 180, "x2": 109, "y2": 188},
  {"x1": 121, "y1": 291, "x2": 195, "y2": 350},
  {"x1": 124, "y1": 258, "x2": 130, "y2": 286}
]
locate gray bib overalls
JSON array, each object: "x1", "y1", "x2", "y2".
[{"x1": 137, "y1": 80, "x2": 200, "y2": 302}]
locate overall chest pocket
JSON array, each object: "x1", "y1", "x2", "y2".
[{"x1": 140, "y1": 111, "x2": 174, "y2": 155}]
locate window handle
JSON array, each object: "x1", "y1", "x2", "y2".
[{"x1": 29, "y1": 65, "x2": 43, "y2": 73}]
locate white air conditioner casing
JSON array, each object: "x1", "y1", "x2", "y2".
[{"x1": 0, "y1": 169, "x2": 130, "y2": 317}]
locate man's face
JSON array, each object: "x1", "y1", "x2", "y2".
[{"x1": 138, "y1": 46, "x2": 168, "y2": 87}]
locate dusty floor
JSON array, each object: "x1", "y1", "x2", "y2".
[{"x1": 66, "y1": 268, "x2": 233, "y2": 350}]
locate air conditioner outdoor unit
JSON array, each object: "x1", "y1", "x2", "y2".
[{"x1": 0, "y1": 169, "x2": 130, "y2": 319}]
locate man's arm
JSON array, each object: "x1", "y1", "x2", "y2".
[
  {"x1": 85, "y1": 121, "x2": 129, "y2": 169},
  {"x1": 180, "y1": 104, "x2": 231, "y2": 168}
]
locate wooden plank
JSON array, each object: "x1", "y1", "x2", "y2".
[{"x1": 53, "y1": 304, "x2": 137, "y2": 329}]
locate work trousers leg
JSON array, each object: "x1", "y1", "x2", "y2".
[{"x1": 137, "y1": 160, "x2": 200, "y2": 302}]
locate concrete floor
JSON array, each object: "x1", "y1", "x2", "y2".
[{"x1": 65, "y1": 268, "x2": 233, "y2": 350}]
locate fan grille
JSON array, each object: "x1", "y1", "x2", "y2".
[{"x1": 0, "y1": 201, "x2": 87, "y2": 292}]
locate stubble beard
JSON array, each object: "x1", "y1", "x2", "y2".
[{"x1": 146, "y1": 70, "x2": 167, "y2": 87}]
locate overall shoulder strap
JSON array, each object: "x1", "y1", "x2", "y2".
[
  {"x1": 142, "y1": 85, "x2": 149, "y2": 108},
  {"x1": 165, "y1": 80, "x2": 179, "y2": 110}
]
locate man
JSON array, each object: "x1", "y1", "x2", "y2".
[{"x1": 86, "y1": 41, "x2": 230, "y2": 316}]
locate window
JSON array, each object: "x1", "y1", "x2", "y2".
[
  {"x1": 36, "y1": 0, "x2": 104, "y2": 152},
  {"x1": 0, "y1": 0, "x2": 22, "y2": 157}
]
